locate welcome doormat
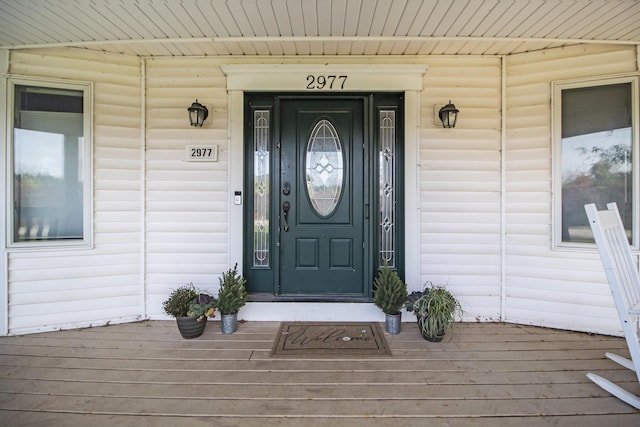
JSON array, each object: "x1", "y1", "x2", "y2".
[{"x1": 270, "y1": 322, "x2": 392, "y2": 358}]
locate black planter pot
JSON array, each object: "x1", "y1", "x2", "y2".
[
  {"x1": 176, "y1": 316, "x2": 207, "y2": 339},
  {"x1": 417, "y1": 316, "x2": 446, "y2": 342}
]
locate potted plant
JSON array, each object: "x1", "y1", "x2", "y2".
[
  {"x1": 373, "y1": 263, "x2": 408, "y2": 334},
  {"x1": 162, "y1": 283, "x2": 216, "y2": 339},
  {"x1": 217, "y1": 264, "x2": 247, "y2": 334},
  {"x1": 405, "y1": 283, "x2": 461, "y2": 342}
]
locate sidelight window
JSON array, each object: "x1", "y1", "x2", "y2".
[
  {"x1": 379, "y1": 110, "x2": 396, "y2": 266},
  {"x1": 253, "y1": 110, "x2": 270, "y2": 267}
]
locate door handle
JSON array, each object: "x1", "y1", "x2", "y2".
[{"x1": 282, "y1": 201, "x2": 291, "y2": 232}]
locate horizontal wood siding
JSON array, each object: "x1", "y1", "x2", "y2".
[
  {"x1": 505, "y1": 45, "x2": 639, "y2": 335},
  {"x1": 420, "y1": 56, "x2": 503, "y2": 322},
  {"x1": 7, "y1": 49, "x2": 143, "y2": 334},
  {"x1": 144, "y1": 57, "x2": 229, "y2": 317}
]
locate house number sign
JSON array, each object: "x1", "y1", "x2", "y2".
[
  {"x1": 185, "y1": 144, "x2": 218, "y2": 162},
  {"x1": 221, "y1": 64, "x2": 427, "y2": 92},
  {"x1": 306, "y1": 75, "x2": 348, "y2": 90}
]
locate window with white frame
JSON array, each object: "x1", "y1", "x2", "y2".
[
  {"x1": 7, "y1": 78, "x2": 92, "y2": 247},
  {"x1": 553, "y1": 75, "x2": 638, "y2": 248}
]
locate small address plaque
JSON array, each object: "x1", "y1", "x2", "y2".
[{"x1": 185, "y1": 145, "x2": 218, "y2": 162}]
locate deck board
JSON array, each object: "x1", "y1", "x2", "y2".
[{"x1": 1, "y1": 321, "x2": 639, "y2": 426}]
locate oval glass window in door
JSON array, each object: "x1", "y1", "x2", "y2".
[{"x1": 305, "y1": 119, "x2": 344, "y2": 217}]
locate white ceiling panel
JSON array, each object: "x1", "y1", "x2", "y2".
[
  {"x1": 0, "y1": 0, "x2": 637, "y2": 57},
  {"x1": 226, "y1": 1, "x2": 255, "y2": 37}
]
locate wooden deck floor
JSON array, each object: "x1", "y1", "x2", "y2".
[{"x1": 1, "y1": 321, "x2": 639, "y2": 426}]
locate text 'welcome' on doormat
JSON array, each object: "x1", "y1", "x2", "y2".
[{"x1": 270, "y1": 322, "x2": 392, "y2": 358}]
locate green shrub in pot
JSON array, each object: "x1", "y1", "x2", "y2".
[{"x1": 373, "y1": 263, "x2": 408, "y2": 334}]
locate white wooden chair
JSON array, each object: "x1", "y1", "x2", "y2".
[{"x1": 584, "y1": 202, "x2": 640, "y2": 409}]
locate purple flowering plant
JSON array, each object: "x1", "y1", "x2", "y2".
[{"x1": 188, "y1": 292, "x2": 216, "y2": 321}]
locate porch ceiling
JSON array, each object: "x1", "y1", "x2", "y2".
[{"x1": 0, "y1": 0, "x2": 639, "y2": 57}]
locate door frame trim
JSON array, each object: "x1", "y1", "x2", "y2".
[{"x1": 224, "y1": 63, "x2": 426, "y2": 290}]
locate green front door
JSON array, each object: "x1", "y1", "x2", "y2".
[
  {"x1": 244, "y1": 93, "x2": 404, "y2": 301},
  {"x1": 279, "y1": 98, "x2": 365, "y2": 296}
]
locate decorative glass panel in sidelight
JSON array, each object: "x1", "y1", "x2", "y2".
[
  {"x1": 253, "y1": 110, "x2": 270, "y2": 267},
  {"x1": 305, "y1": 119, "x2": 344, "y2": 217},
  {"x1": 379, "y1": 110, "x2": 396, "y2": 267}
]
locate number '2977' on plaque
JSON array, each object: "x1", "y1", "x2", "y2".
[{"x1": 185, "y1": 145, "x2": 218, "y2": 162}]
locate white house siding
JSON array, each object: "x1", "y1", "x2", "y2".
[
  {"x1": 505, "y1": 44, "x2": 640, "y2": 335},
  {"x1": 419, "y1": 56, "x2": 503, "y2": 323},
  {"x1": 143, "y1": 57, "x2": 230, "y2": 317},
  {"x1": 3, "y1": 46, "x2": 638, "y2": 336},
  {"x1": 6, "y1": 49, "x2": 144, "y2": 334}
]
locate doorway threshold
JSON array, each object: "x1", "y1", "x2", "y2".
[{"x1": 248, "y1": 293, "x2": 372, "y2": 303}]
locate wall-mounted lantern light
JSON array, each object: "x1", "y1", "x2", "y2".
[
  {"x1": 438, "y1": 101, "x2": 459, "y2": 128},
  {"x1": 187, "y1": 99, "x2": 209, "y2": 127}
]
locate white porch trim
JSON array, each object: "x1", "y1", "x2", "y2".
[{"x1": 0, "y1": 49, "x2": 8, "y2": 335}]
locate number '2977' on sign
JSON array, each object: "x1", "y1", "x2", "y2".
[
  {"x1": 185, "y1": 145, "x2": 218, "y2": 162},
  {"x1": 306, "y1": 75, "x2": 348, "y2": 90}
]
